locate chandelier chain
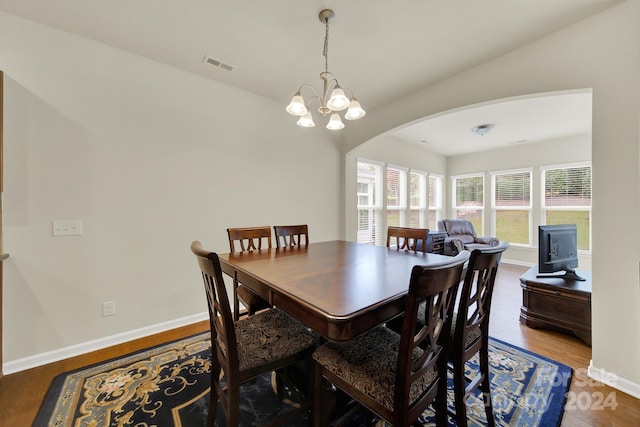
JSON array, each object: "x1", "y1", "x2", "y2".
[{"x1": 323, "y1": 18, "x2": 329, "y2": 73}]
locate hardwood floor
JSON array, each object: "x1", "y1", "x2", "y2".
[{"x1": 0, "y1": 263, "x2": 638, "y2": 426}]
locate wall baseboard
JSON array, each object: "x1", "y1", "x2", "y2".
[
  {"x1": 502, "y1": 259, "x2": 535, "y2": 268},
  {"x1": 588, "y1": 359, "x2": 640, "y2": 399},
  {"x1": 2, "y1": 312, "x2": 209, "y2": 375}
]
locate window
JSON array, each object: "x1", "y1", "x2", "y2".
[
  {"x1": 357, "y1": 161, "x2": 382, "y2": 245},
  {"x1": 542, "y1": 164, "x2": 591, "y2": 251},
  {"x1": 492, "y1": 170, "x2": 531, "y2": 245},
  {"x1": 452, "y1": 174, "x2": 484, "y2": 233},
  {"x1": 409, "y1": 171, "x2": 428, "y2": 228},
  {"x1": 357, "y1": 160, "x2": 442, "y2": 245},
  {"x1": 428, "y1": 175, "x2": 443, "y2": 229},
  {"x1": 386, "y1": 167, "x2": 407, "y2": 227}
]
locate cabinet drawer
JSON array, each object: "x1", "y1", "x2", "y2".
[
  {"x1": 524, "y1": 284, "x2": 590, "y2": 303},
  {"x1": 526, "y1": 291, "x2": 590, "y2": 322}
]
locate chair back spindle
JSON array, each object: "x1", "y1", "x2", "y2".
[
  {"x1": 386, "y1": 226, "x2": 429, "y2": 253},
  {"x1": 227, "y1": 226, "x2": 272, "y2": 252},
  {"x1": 274, "y1": 224, "x2": 309, "y2": 249},
  {"x1": 226, "y1": 226, "x2": 273, "y2": 320}
]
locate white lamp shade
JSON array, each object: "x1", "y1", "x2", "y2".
[
  {"x1": 296, "y1": 111, "x2": 315, "y2": 127},
  {"x1": 344, "y1": 98, "x2": 366, "y2": 120},
  {"x1": 327, "y1": 86, "x2": 349, "y2": 111},
  {"x1": 326, "y1": 113, "x2": 345, "y2": 130},
  {"x1": 286, "y1": 92, "x2": 308, "y2": 116}
]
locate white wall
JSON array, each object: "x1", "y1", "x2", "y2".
[
  {"x1": 354, "y1": 135, "x2": 447, "y2": 175},
  {"x1": 0, "y1": 12, "x2": 342, "y2": 365},
  {"x1": 343, "y1": 1, "x2": 640, "y2": 396}
]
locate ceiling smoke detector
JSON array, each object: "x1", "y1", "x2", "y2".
[{"x1": 471, "y1": 124, "x2": 494, "y2": 136}]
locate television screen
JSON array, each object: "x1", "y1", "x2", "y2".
[{"x1": 537, "y1": 224, "x2": 585, "y2": 281}]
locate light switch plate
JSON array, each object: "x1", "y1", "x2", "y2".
[
  {"x1": 102, "y1": 301, "x2": 116, "y2": 317},
  {"x1": 52, "y1": 220, "x2": 83, "y2": 236}
]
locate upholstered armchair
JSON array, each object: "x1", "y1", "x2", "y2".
[{"x1": 438, "y1": 219, "x2": 500, "y2": 256}]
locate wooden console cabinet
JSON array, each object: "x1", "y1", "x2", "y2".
[
  {"x1": 519, "y1": 266, "x2": 592, "y2": 346},
  {"x1": 425, "y1": 231, "x2": 447, "y2": 254}
]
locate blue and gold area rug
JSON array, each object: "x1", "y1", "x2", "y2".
[{"x1": 34, "y1": 333, "x2": 572, "y2": 426}]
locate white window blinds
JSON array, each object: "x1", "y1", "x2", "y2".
[
  {"x1": 542, "y1": 165, "x2": 591, "y2": 251},
  {"x1": 493, "y1": 171, "x2": 531, "y2": 245},
  {"x1": 453, "y1": 174, "x2": 484, "y2": 233}
]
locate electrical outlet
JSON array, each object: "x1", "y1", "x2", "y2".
[
  {"x1": 53, "y1": 220, "x2": 83, "y2": 236},
  {"x1": 102, "y1": 301, "x2": 116, "y2": 317}
]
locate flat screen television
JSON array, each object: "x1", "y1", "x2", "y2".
[{"x1": 537, "y1": 224, "x2": 585, "y2": 281}]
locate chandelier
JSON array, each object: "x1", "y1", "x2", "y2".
[{"x1": 286, "y1": 9, "x2": 366, "y2": 130}]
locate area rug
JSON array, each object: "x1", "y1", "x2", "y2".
[{"x1": 34, "y1": 333, "x2": 572, "y2": 426}]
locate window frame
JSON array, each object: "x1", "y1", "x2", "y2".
[
  {"x1": 540, "y1": 162, "x2": 592, "y2": 253},
  {"x1": 356, "y1": 159, "x2": 384, "y2": 246},
  {"x1": 451, "y1": 173, "x2": 485, "y2": 234},
  {"x1": 491, "y1": 168, "x2": 533, "y2": 246},
  {"x1": 356, "y1": 159, "x2": 443, "y2": 245},
  {"x1": 386, "y1": 165, "x2": 408, "y2": 228},
  {"x1": 428, "y1": 174, "x2": 443, "y2": 230},
  {"x1": 409, "y1": 169, "x2": 429, "y2": 229}
]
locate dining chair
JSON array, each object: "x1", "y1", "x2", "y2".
[
  {"x1": 191, "y1": 241, "x2": 317, "y2": 427},
  {"x1": 312, "y1": 250, "x2": 470, "y2": 427},
  {"x1": 448, "y1": 242, "x2": 509, "y2": 427},
  {"x1": 227, "y1": 226, "x2": 273, "y2": 321},
  {"x1": 386, "y1": 226, "x2": 429, "y2": 253},
  {"x1": 273, "y1": 224, "x2": 309, "y2": 249}
]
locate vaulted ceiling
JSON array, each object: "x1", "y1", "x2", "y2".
[{"x1": 0, "y1": 0, "x2": 617, "y2": 154}]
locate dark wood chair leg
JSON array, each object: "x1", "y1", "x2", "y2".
[
  {"x1": 479, "y1": 344, "x2": 495, "y2": 427},
  {"x1": 206, "y1": 364, "x2": 220, "y2": 427},
  {"x1": 233, "y1": 275, "x2": 240, "y2": 321},
  {"x1": 452, "y1": 359, "x2": 469, "y2": 427},
  {"x1": 207, "y1": 391, "x2": 217, "y2": 427},
  {"x1": 227, "y1": 383, "x2": 239, "y2": 427},
  {"x1": 305, "y1": 355, "x2": 314, "y2": 427},
  {"x1": 434, "y1": 365, "x2": 449, "y2": 426},
  {"x1": 313, "y1": 365, "x2": 326, "y2": 427}
]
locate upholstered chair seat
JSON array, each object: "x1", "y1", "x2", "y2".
[
  {"x1": 450, "y1": 314, "x2": 482, "y2": 349},
  {"x1": 219, "y1": 309, "x2": 317, "y2": 373},
  {"x1": 313, "y1": 326, "x2": 438, "y2": 413}
]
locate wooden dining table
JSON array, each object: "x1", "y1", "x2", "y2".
[{"x1": 218, "y1": 240, "x2": 454, "y2": 341}]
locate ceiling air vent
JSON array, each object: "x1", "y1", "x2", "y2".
[{"x1": 202, "y1": 55, "x2": 234, "y2": 72}]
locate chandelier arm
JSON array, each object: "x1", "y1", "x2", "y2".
[
  {"x1": 320, "y1": 75, "x2": 339, "y2": 103},
  {"x1": 297, "y1": 84, "x2": 321, "y2": 98},
  {"x1": 304, "y1": 94, "x2": 321, "y2": 109},
  {"x1": 322, "y1": 78, "x2": 355, "y2": 99},
  {"x1": 322, "y1": 76, "x2": 331, "y2": 105}
]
